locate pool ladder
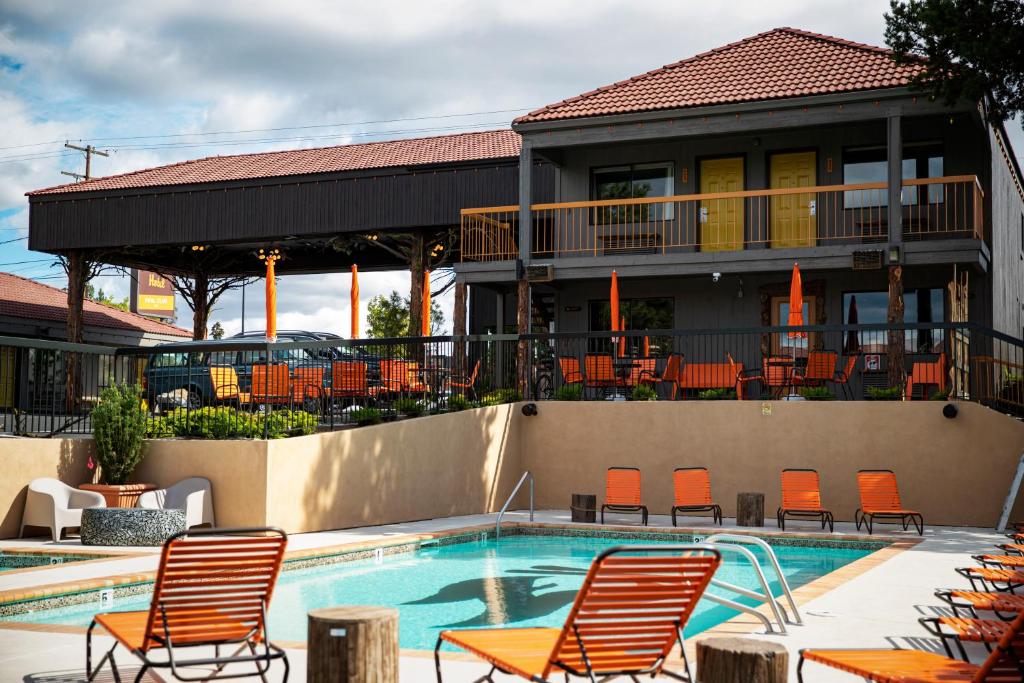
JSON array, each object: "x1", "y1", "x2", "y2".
[
  {"x1": 495, "y1": 471, "x2": 534, "y2": 540},
  {"x1": 700, "y1": 534, "x2": 803, "y2": 634}
]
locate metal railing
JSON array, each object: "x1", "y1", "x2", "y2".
[
  {"x1": 495, "y1": 471, "x2": 534, "y2": 539},
  {"x1": 1, "y1": 321, "x2": 1021, "y2": 437},
  {"x1": 461, "y1": 175, "x2": 984, "y2": 261}
]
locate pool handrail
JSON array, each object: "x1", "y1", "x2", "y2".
[
  {"x1": 704, "y1": 532, "x2": 803, "y2": 627},
  {"x1": 495, "y1": 471, "x2": 534, "y2": 539}
]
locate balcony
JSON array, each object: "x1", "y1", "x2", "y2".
[{"x1": 460, "y1": 176, "x2": 983, "y2": 262}]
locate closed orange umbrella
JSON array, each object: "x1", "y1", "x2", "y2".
[
  {"x1": 787, "y1": 262, "x2": 806, "y2": 339},
  {"x1": 350, "y1": 264, "x2": 359, "y2": 339},
  {"x1": 259, "y1": 248, "x2": 281, "y2": 341},
  {"x1": 421, "y1": 269, "x2": 431, "y2": 336},
  {"x1": 618, "y1": 316, "x2": 627, "y2": 357},
  {"x1": 610, "y1": 271, "x2": 620, "y2": 333},
  {"x1": 643, "y1": 335, "x2": 650, "y2": 358}
]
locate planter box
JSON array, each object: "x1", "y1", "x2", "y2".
[{"x1": 80, "y1": 482, "x2": 156, "y2": 508}]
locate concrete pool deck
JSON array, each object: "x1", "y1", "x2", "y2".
[{"x1": 0, "y1": 510, "x2": 1011, "y2": 681}]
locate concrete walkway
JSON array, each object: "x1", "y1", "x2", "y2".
[{"x1": 0, "y1": 511, "x2": 1009, "y2": 681}]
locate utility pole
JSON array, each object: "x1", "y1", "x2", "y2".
[{"x1": 61, "y1": 141, "x2": 109, "y2": 181}]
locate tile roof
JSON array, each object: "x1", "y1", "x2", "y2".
[
  {"x1": 30, "y1": 129, "x2": 521, "y2": 196},
  {"x1": 0, "y1": 272, "x2": 191, "y2": 338},
  {"x1": 516, "y1": 28, "x2": 924, "y2": 124}
]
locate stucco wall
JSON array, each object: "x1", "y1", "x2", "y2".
[
  {"x1": 0, "y1": 437, "x2": 94, "y2": 538},
  {"x1": 518, "y1": 401, "x2": 1024, "y2": 528}
]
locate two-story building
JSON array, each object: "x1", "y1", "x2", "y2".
[{"x1": 458, "y1": 28, "x2": 1024, "y2": 353}]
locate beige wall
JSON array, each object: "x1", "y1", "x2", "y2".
[
  {"x1": 0, "y1": 438, "x2": 94, "y2": 538},
  {"x1": 3, "y1": 401, "x2": 1022, "y2": 538},
  {"x1": 519, "y1": 401, "x2": 1024, "y2": 528}
]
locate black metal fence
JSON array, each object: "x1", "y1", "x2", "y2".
[{"x1": 1, "y1": 322, "x2": 1021, "y2": 437}]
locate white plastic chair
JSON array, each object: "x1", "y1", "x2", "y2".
[
  {"x1": 20, "y1": 478, "x2": 106, "y2": 541},
  {"x1": 137, "y1": 477, "x2": 215, "y2": 529}
]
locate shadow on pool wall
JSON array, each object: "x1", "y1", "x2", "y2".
[{"x1": 2, "y1": 401, "x2": 1023, "y2": 537}]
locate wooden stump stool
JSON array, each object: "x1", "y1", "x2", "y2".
[
  {"x1": 696, "y1": 637, "x2": 787, "y2": 683},
  {"x1": 571, "y1": 493, "x2": 596, "y2": 523},
  {"x1": 736, "y1": 492, "x2": 765, "y2": 527},
  {"x1": 308, "y1": 606, "x2": 399, "y2": 683}
]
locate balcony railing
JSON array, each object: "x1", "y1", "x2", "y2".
[{"x1": 461, "y1": 175, "x2": 984, "y2": 262}]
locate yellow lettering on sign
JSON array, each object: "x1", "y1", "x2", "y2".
[{"x1": 147, "y1": 273, "x2": 166, "y2": 288}]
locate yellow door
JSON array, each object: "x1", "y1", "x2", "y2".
[
  {"x1": 770, "y1": 151, "x2": 817, "y2": 248},
  {"x1": 0, "y1": 347, "x2": 13, "y2": 409},
  {"x1": 699, "y1": 157, "x2": 744, "y2": 251}
]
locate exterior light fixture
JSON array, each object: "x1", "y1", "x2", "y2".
[
  {"x1": 190, "y1": 245, "x2": 206, "y2": 252},
  {"x1": 737, "y1": 277, "x2": 744, "y2": 299},
  {"x1": 942, "y1": 403, "x2": 958, "y2": 419},
  {"x1": 888, "y1": 246, "x2": 901, "y2": 264}
]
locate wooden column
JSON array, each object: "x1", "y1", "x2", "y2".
[
  {"x1": 308, "y1": 606, "x2": 399, "y2": 683},
  {"x1": 408, "y1": 231, "x2": 425, "y2": 337},
  {"x1": 64, "y1": 250, "x2": 86, "y2": 412},
  {"x1": 696, "y1": 638, "x2": 787, "y2": 683},
  {"x1": 887, "y1": 264, "x2": 905, "y2": 388},
  {"x1": 516, "y1": 277, "x2": 530, "y2": 397},
  {"x1": 453, "y1": 280, "x2": 467, "y2": 375},
  {"x1": 191, "y1": 272, "x2": 210, "y2": 340}
]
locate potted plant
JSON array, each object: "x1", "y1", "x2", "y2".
[{"x1": 82, "y1": 383, "x2": 154, "y2": 507}]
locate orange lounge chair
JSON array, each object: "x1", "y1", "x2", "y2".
[
  {"x1": 935, "y1": 589, "x2": 1024, "y2": 621},
  {"x1": 448, "y1": 359, "x2": 480, "y2": 399},
  {"x1": 87, "y1": 527, "x2": 289, "y2": 682},
  {"x1": 797, "y1": 608, "x2": 1024, "y2": 682},
  {"x1": 671, "y1": 467, "x2": 722, "y2": 526},
  {"x1": 919, "y1": 613, "x2": 1015, "y2": 662},
  {"x1": 435, "y1": 545, "x2": 722, "y2": 683},
  {"x1": 976, "y1": 555, "x2": 1024, "y2": 570},
  {"x1": 210, "y1": 365, "x2": 251, "y2": 406},
  {"x1": 778, "y1": 468, "x2": 834, "y2": 532},
  {"x1": 855, "y1": 469, "x2": 924, "y2": 535},
  {"x1": 251, "y1": 363, "x2": 291, "y2": 405},
  {"x1": 906, "y1": 351, "x2": 947, "y2": 400},
  {"x1": 955, "y1": 566, "x2": 1024, "y2": 594},
  {"x1": 601, "y1": 467, "x2": 648, "y2": 525}
]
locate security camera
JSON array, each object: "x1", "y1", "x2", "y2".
[{"x1": 712, "y1": 272, "x2": 722, "y2": 283}]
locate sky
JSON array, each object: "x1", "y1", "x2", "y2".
[{"x1": 1, "y1": 0, "x2": 1022, "y2": 338}]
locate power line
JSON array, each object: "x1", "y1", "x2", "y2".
[
  {"x1": 0, "y1": 236, "x2": 27, "y2": 245},
  {"x1": 0, "y1": 257, "x2": 52, "y2": 266}
]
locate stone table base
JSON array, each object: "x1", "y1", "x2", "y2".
[{"x1": 81, "y1": 508, "x2": 186, "y2": 546}]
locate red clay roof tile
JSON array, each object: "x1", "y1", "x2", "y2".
[
  {"x1": 29, "y1": 129, "x2": 521, "y2": 196},
  {"x1": 515, "y1": 28, "x2": 923, "y2": 124},
  {"x1": 0, "y1": 272, "x2": 191, "y2": 338}
]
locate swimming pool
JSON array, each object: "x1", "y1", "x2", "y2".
[
  {"x1": 2, "y1": 531, "x2": 879, "y2": 649},
  {"x1": 0, "y1": 551, "x2": 101, "y2": 572}
]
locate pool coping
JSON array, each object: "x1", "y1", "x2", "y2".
[
  {"x1": 0, "y1": 547, "x2": 149, "y2": 578},
  {"x1": 0, "y1": 521, "x2": 920, "y2": 647}
]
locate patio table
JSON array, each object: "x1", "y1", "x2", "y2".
[{"x1": 80, "y1": 507, "x2": 186, "y2": 546}]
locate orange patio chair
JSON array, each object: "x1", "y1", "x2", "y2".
[
  {"x1": 403, "y1": 361, "x2": 431, "y2": 395},
  {"x1": 794, "y1": 350, "x2": 838, "y2": 388},
  {"x1": 651, "y1": 353, "x2": 683, "y2": 400},
  {"x1": 558, "y1": 357, "x2": 583, "y2": 386},
  {"x1": 291, "y1": 366, "x2": 325, "y2": 408},
  {"x1": 436, "y1": 545, "x2": 722, "y2": 683},
  {"x1": 448, "y1": 359, "x2": 480, "y2": 399},
  {"x1": 778, "y1": 468, "x2": 834, "y2": 532},
  {"x1": 797, "y1": 608, "x2": 1024, "y2": 682},
  {"x1": 626, "y1": 358, "x2": 658, "y2": 387},
  {"x1": 328, "y1": 361, "x2": 370, "y2": 399},
  {"x1": 601, "y1": 466, "x2": 648, "y2": 525},
  {"x1": 906, "y1": 351, "x2": 947, "y2": 400},
  {"x1": 209, "y1": 365, "x2": 250, "y2": 406},
  {"x1": 584, "y1": 354, "x2": 618, "y2": 398},
  {"x1": 829, "y1": 352, "x2": 860, "y2": 400},
  {"x1": 737, "y1": 356, "x2": 794, "y2": 399},
  {"x1": 671, "y1": 467, "x2": 722, "y2": 526},
  {"x1": 86, "y1": 527, "x2": 289, "y2": 682},
  {"x1": 854, "y1": 469, "x2": 924, "y2": 535},
  {"x1": 378, "y1": 359, "x2": 407, "y2": 396},
  {"x1": 251, "y1": 363, "x2": 291, "y2": 405}
]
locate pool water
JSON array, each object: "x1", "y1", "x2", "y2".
[{"x1": 3, "y1": 534, "x2": 876, "y2": 649}]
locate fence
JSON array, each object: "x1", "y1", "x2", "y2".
[{"x1": 1, "y1": 322, "x2": 1021, "y2": 437}]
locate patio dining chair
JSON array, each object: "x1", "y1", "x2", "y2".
[
  {"x1": 328, "y1": 361, "x2": 370, "y2": 400},
  {"x1": 436, "y1": 545, "x2": 722, "y2": 683},
  {"x1": 626, "y1": 358, "x2": 658, "y2": 387},
  {"x1": 828, "y1": 352, "x2": 860, "y2": 400},
  {"x1": 584, "y1": 353, "x2": 618, "y2": 398},
  {"x1": 738, "y1": 356, "x2": 794, "y2": 399},
  {"x1": 448, "y1": 359, "x2": 481, "y2": 400},
  {"x1": 906, "y1": 352, "x2": 947, "y2": 400},
  {"x1": 209, "y1": 366, "x2": 251, "y2": 406},
  {"x1": 854, "y1": 469, "x2": 924, "y2": 535},
  {"x1": 651, "y1": 353, "x2": 683, "y2": 400},
  {"x1": 601, "y1": 466, "x2": 648, "y2": 525},
  {"x1": 291, "y1": 367, "x2": 325, "y2": 411},
  {"x1": 671, "y1": 467, "x2": 722, "y2": 526},
  {"x1": 251, "y1": 363, "x2": 291, "y2": 405},
  {"x1": 558, "y1": 357, "x2": 584, "y2": 386},
  {"x1": 86, "y1": 527, "x2": 289, "y2": 683},
  {"x1": 778, "y1": 468, "x2": 834, "y2": 532},
  {"x1": 793, "y1": 350, "x2": 838, "y2": 388}
]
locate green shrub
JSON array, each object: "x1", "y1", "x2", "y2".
[
  {"x1": 866, "y1": 386, "x2": 903, "y2": 401},
  {"x1": 630, "y1": 385, "x2": 658, "y2": 401},
  {"x1": 799, "y1": 386, "x2": 835, "y2": 401},
  {"x1": 393, "y1": 398, "x2": 425, "y2": 417},
  {"x1": 145, "y1": 406, "x2": 317, "y2": 439},
  {"x1": 145, "y1": 417, "x2": 174, "y2": 438},
  {"x1": 91, "y1": 384, "x2": 148, "y2": 485},
  {"x1": 554, "y1": 384, "x2": 583, "y2": 401},
  {"x1": 446, "y1": 394, "x2": 473, "y2": 412},
  {"x1": 351, "y1": 407, "x2": 383, "y2": 426},
  {"x1": 479, "y1": 388, "x2": 521, "y2": 406},
  {"x1": 929, "y1": 389, "x2": 951, "y2": 400},
  {"x1": 260, "y1": 409, "x2": 318, "y2": 438},
  {"x1": 697, "y1": 388, "x2": 736, "y2": 400}
]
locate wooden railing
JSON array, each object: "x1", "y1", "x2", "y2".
[{"x1": 460, "y1": 175, "x2": 984, "y2": 261}]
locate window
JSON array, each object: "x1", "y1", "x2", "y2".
[
  {"x1": 592, "y1": 163, "x2": 674, "y2": 223},
  {"x1": 842, "y1": 289, "x2": 945, "y2": 353},
  {"x1": 588, "y1": 297, "x2": 674, "y2": 355},
  {"x1": 842, "y1": 144, "x2": 944, "y2": 208}
]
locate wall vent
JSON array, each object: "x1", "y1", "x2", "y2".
[{"x1": 852, "y1": 250, "x2": 884, "y2": 270}]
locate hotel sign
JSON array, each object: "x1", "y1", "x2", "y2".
[{"x1": 131, "y1": 269, "x2": 175, "y2": 319}]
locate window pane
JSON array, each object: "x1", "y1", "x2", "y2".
[
  {"x1": 843, "y1": 160, "x2": 887, "y2": 209},
  {"x1": 928, "y1": 156, "x2": 944, "y2": 204},
  {"x1": 777, "y1": 302, "x2": 810, "y2": 353},
  {"x1": 632, "y1": 164, "x2": 674, "y2": 221},
  {"x1": 588, "y1": 297, "x2": 674, "y2": 354}
]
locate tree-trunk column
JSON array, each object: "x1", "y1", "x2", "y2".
[
  {"x1": 408, "y1": 232, "x2": 425, "y2": 338},
  {"x1": 192, "y1": 272, "x2": 210, "y2": 340},
  {"x1": 453, "y1": 280, "x2": 467, "y2": 376},
  {"x1": 65, "y1": 250, "x2": 86, "y2": 412},
  {"x1": 887, "y1": 264, "x2": 905, "y2": 389},
  {"x1": 516, "y1": 278, "x2": 530, "y2": 397}
]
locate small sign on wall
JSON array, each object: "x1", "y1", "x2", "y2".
[{"x1": 864, "y1": 354, "x2": 881, "y2": 371}]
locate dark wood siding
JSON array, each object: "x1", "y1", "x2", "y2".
[{"x1": 29, "y1": 161, "x2": 556, "y2": 251}]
